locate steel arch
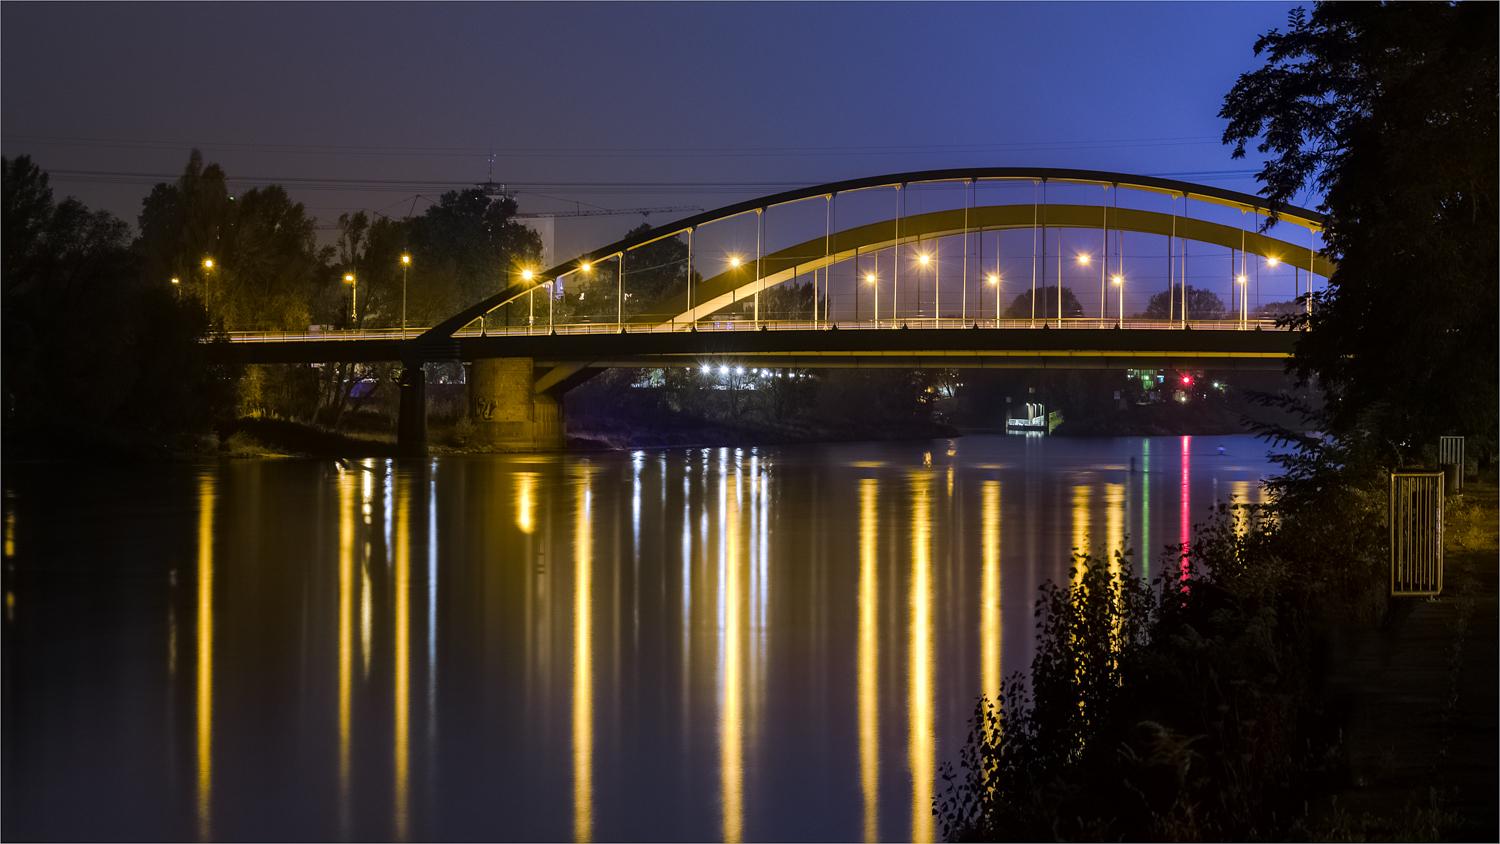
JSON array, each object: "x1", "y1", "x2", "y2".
[{"x1": 424, "y1": 167, "x2": 1329, "y2": 342}]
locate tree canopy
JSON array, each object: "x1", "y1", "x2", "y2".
[
  {"x1": 1136, "y1": 285, "x2": 1227, "y2": 320},
  {"x1": 1221, "y1": 1, "x2": 1498, "y2": 461},
  {"x1": 1004, "y1": 285, "x2": 1083, "y2": 319}
]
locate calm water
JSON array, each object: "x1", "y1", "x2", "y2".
[{"x1": 2, "y1": 435, "x2": 1275, "y2": 842}]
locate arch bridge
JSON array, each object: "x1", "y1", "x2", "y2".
[{"x1": 227, "y1": 167, "x2": 1331, "y2": 454}]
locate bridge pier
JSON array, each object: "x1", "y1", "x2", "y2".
[
  {"x1": 397, "y1": 364, "x2": 429, "y2": 458},
  {"x1": 466, "y1": 358, "x2": 568, "y2": 451}
]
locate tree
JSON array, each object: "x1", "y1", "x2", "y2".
[
  {"x1": 1251, "y1": 300, "x2": 1300, "y2": 319},
  {"x1": 1136, "y1": 285, "x2": 1227, "y2": 320},
  {"x1": 1003, "y1": 285, "x2": 1083, "y2": 319},
  {"x1": 1221, "y1": 2, "x2": 1498, "y2": 463},
  {"x1": 2, "y1": 155, "x2": 238, "y2": 450},
  {"x1": 137, "y1": 152, "x2": 330, "y2": 331},
  {"x1": 406, "y1": 189, "x2": 542, "y2": 328}
]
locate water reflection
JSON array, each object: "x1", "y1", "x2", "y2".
[
  {"x1": 858, "y1": 478, "x2": 880, "y2": 843},
  {"x1": 338, "y1": 468, "x2": 356, "y2": 833},
  {"x1": 908, "y1": 472, "x2": 933, "y2": 844},
  {"x1": 574, "y1": 470, "x2": 594, "y2": 843},
  {"x1": 394, "y1": 473, "x2": 412, "y2": 840},
  {"x1": 196, "y1": 474, "x2": 214, "y2": 842},
  {"x1": 2, "y1": 435, "x2": 1279, "y2": 842},
  {"x1": 980, "y1": 480, "x2": 1001, "y2": 705}
]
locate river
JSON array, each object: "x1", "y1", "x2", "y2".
[{"x1": 1, "y1": 434, "x2": 1277, "y2": 841}]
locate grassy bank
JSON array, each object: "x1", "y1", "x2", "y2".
[{"x1": 937, "y1": 437, "x2": 1493, "y2": 841}]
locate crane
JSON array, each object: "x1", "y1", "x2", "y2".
[{"x1": 480, "y1": 179, "x2": 698, "y2": 219}]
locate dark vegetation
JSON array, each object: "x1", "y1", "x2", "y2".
[
  {"x1": 563, "y1": 366, "x2": 957, "y2": 449},
  {"x1": 938, "y1": 3, "x2": 1497, "y2": 839}
]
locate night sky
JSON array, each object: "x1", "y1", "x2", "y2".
[{"x1": 3, "y1": 2, "x2": 1307, "y2": 259}]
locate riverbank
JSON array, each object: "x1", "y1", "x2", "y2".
[{"x1": 1313, "y1": 477, "x2": 1498, "y2": 840}]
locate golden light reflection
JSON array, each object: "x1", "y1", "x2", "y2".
[
  {"x1": 1105, "y1": 483, "x2": 1125, "y2": 578},
  {"x1": 981, "y1": 480, "x2": 1001, "y2": 706},
  {"x1": 1232, "y1": 480, "x2": 1251, "y2": 538},
  {"x1": 196, "y1": 474, "x2": 214, "y2": 842},
  {"x1": 909, "y1": 473, "x2": 934, "y2": 844},
  {"x1": 517, "y1": 472, "x2": 537, "y2": 533},
  {"x1": 1141, "y1": 441, "x2": 1151, "y2": 582},
  {"x1": 573, "y1": 475, "x2": 594, "y2": 844},
  {"x1": 721, "y1": 466, "x2": 744, "y2": 844},
  {"x1": 1071, "y1": 485, "x2": 1091, "y2": 581},
  {"x1": 4, "y1": 505, "x2": 14, "y2": 557},
  {"x1": 394, "y1": 477, "x2": 411, "y2": 840},
  {"x1": 858, "y1": 478, "x2": 880, "y2": 843},
  {"x1": 338, "y1": 470, "x2": 356, "y2": 822}
]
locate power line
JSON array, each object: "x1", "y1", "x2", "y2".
[{"x1": 3, "y1": 132, "x2": 1223, "y2": 159}]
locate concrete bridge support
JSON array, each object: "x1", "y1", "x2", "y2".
[
  {"x1": 465, "y1": 358, "x2": 572, "y2": 451},
  {"x1": 396, "y1": 364, "x2": 429, "y2": 458}
]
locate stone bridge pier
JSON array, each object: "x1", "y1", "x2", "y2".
[{"x1": 463, "y1": 358, "x2": 593, "y2": 451}]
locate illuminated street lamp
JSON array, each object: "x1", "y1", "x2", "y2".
[
  {"x1": 202, "y1": 259, "x2": 216, "y2": 321},
  {"x1": 400, "y1": 254, "x2": 411, "y2": 339},
  {"x1": 1237, "y1": 274, "x2": 1248, "y2": 326},
  {"x1": 1112, "y1": 275, "x2": 1124, "y2": 327},
  {"x1": 344, "y1": 273, "x2": 357, "y2": 326},
  {"x1": 988, "y1": 274, "x2": 1000, "y2": 321},
  {"x1": 865, "y1": 273, "x2": 878, "y2": 323}
]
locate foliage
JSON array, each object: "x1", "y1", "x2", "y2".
[
  {"x1": 1221, "y1": 1, "x2": 1498, "y2": 464},
  {"x1": 406, "y1": 188, "x2": 542, "y2": 328},
  {"x1": 1003, "y1": 285, "x2": 1082, "y2": 319},
  {"x1": 2, "y1": 155, "x2": 239, "y2": 451},
  {"x1": 137, "y1": 151, "x2": 332, "y2": 331},
  {"x1": 1251, "y1": 299, "x2": 1300, "y2": 319},
  {"x1": 1137, "y1": 285, "x2": 1228, "y2": 320}
]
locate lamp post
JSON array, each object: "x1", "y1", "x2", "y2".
[
  {"x1": 171, "y1": 277, "x2": 180, "y2": 299},
  {"x1": 202, "y1": 259, "x2": 215, "y2": 323},
  {"x1": 918, "y1": 252, "x2": 929, "y2": 322},
  {"x1": 344, "y1": 273, "x2": 357, "y2": 327},
  {"x1": 1237, "y1": 274, "x2": 1248, "y2": 327},
  {"x1": 1076, "y1": 254, "x2": 1090, "y2": 323},
  {"x1": 988, "y1": 275, "x2": 999, "y2": 322},
  {"x1": 400, "y1": 255, "x2": 411, "y2": 339},
  {"x1": 1112, "y1": 275, "x2": 1123, "y2": 327},
  {"x1": 522, "y1": 269, "x2": 535, "y2": 333},
  {"x1": 866, "y1": 273, "x2": 878, "y2": 324}
]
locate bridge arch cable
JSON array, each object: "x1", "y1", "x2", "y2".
[{"x1": 423, "y1": 167, "x2": 1330, "y2": 341}]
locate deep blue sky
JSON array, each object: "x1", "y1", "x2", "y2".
[{"x1": 3, "y1": 1, "x2": 1306, "y2": 256}]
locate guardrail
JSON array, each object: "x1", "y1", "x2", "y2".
[{"x1": 223, "y1": 318, "x2": 1288, "y2": 343}]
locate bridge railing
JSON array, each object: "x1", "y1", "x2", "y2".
[{"x1": 224, "y1": 317, "x2": 1288, "y2": 343}]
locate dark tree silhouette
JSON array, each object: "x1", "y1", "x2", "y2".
[
  {"x1": 1222, "y1": 2, "x2": 1498, "y2": 463},
  {"x1": 1003, "y1": 285, "x2": 1083, "y2": 319},
  {"x1": 1136, "y1": 285, "x2": 1227, "y2": 320}
]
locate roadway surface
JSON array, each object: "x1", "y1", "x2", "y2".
[{"x1": 214, "y1": 319, "x2": 1297, "y2": 371}]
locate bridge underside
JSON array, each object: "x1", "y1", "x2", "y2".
[{"x1": 221, "y1": 327, "x2": 1295, "y2": 371}]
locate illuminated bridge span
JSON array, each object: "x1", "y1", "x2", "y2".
[{"x1": 225, "y1": 168, "x2": 1329, "y2": 454}]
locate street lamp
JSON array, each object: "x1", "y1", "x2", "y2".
[
  {"x1": 202, "y1": 259, "x2": 215, "y2": 322},
  {"x1": 988, "y1": 274, "x2": 999, "y2": 322},
  {"x1": 1112, "y1": 275, "x2": 1123, "y2": 327},
  {"x1": 400, "y1": 255, "x2": 411, "y2": 339},
  {"x1": 865, "y1": 273, "x2": 878, "y2": 324},
  {"x1": 1237, "y1": 274, "x2": 1248, "y2": 326},
  {"x1": 344, "y1": 273, "x2": 356, "y2": 326}
]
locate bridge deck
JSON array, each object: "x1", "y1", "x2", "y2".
[{"x1": 215, "y1": 321, "x2": 1296, "y2": 370}]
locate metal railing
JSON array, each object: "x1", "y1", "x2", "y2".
[
  {"x1": 224, "y1": 317, "x2": 1288, "y2": 344},
  {"x1": 1390, "y1": 472, "x2": 1445, "y2": 597}
]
